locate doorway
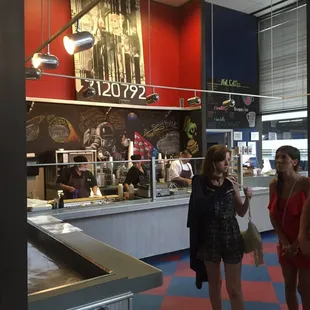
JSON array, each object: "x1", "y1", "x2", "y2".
[{"x1": 206, "y1": 129, "x2": 233, "y2": 149}]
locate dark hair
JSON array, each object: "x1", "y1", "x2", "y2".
[
  {"x1": 74, "y1": 155, "x2": 88, "y2": 163},
  {"x1": 275, "y1": 145, "x2": 300, "y2": 211},
  {"x1": 181, "y1": 149, "x2": 192, "y2": 156},
  {"x1": 131, "y1": 154, "x2": 141, "y2": 161},
  {"x1": 201, "y1": 144, "x2": 231, "y2": 179}
]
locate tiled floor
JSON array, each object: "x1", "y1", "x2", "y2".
[{"x1": 134, "y1": 232, "x2": 303, "y2": 310}]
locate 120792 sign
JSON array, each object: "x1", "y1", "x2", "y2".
[{"x1": 77, "y1": 80, "x2": 147, "y2": 105}]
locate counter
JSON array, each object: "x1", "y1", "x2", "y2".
[
  {"x1": 27, "y1": 214, "x2": 162, "y2": 310},
  {"x1": 30, "y1": 187, "x2": 272, "y2": 259}
]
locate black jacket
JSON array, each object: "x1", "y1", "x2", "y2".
[{"x1": 187, "y1": 175, "x2": 209, "y2": 289}]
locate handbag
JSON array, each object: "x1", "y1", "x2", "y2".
[
  {"x1": 241, "y1": 199, "x2": 265, "y2": 266},
  {"x1": 241, "y1": 201, "x2": 262, "y2": 254}
]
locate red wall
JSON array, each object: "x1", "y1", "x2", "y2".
[
  {"x1": 25, "y1": 0, "x2": 75, "y2": 100},
  {"x1": 179, "y1": 0, "x2": 202, "y2": 104},
  {"x1": 25, "y1": 0, "x2": 201, "y2": 107}
]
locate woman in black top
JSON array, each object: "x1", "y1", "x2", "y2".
[
  {"x1": 124, "y1": 154, "x2": 148, "y2": 191},
  {"x1": 188, "y1": 145, "x2": 252, "y2": 310}
]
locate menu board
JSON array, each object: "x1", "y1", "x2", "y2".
[{"x1": 206, "y1": 80, "x2": 259, "y2": 129}]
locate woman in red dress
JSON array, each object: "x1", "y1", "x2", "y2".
[
  {"x1": 268, "y1": 146, "x2": 310, "y2": 310},
  {"x1": 299, "y1": 192, "x2": 310, "y2": 257}
]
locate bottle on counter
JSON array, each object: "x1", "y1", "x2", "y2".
[
  {"x1": 118, "y1": 183, "x2": 124, "y2": 199},
  {"x1": 58, "y1": 192, "x2": 64, "y2": 209},
  {"x1": 165, "y1": 161, "x2": 171, "y2": 182},
  {"x1": 128, "y1": 183, "x2": 135, "y2": 200}
]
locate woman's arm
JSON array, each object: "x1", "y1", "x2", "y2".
[
  {"x1": 298, "y1": 178, "x2": 310, "y2": 255},
  {"x1": 234, "y1": 186, "x2": 250, "y2": 217},
  {"x1": 268, "y1": 181, "x2": 290, "y2": 245}
]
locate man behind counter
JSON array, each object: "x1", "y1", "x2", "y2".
[
  {"x1": 170, "y1": 149, "x2": 194, "y2": 187},
  {"x1": 56, "y1": 155, "x2": 99, "y2": 199},
  {"x1": 124, "y1": 154, "x2": 148, "y2": 191}
]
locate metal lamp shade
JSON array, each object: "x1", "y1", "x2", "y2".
[
  {"x1": 187, "y1": 96, "x2": 201, "y2": 106},
  {"x1": 83, "y1": 86, "x2": 96, "y2": 98},
  {"x1": 31, "y1": 53, "x2": 59, "y2": 69},
  {"x1": 25, "y1": 68, "x2": 42, "y2": 80},
  {"x1": 146, "y1": 93, "x2": 160, "y2": 104},
  {"x1": 63, "y1": 31, "x2": 95, "y2": 55}
]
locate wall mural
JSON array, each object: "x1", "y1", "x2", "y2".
[
  {"x1": 69, "y1": 0, "x2": 146, "y2": 105},
  {"x1": 25, "y1": 102, "x2": 201, "y2": 161}
]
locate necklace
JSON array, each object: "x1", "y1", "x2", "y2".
[{"x1": 210, "y1": 178, "x2": 224, "y2": 187}]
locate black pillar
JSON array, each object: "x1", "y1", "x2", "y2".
[
  {"x1": 200, "y1": 0, "x2": 207, "y2": 156},
  {"x1": 0, "y1": 0, "x2": 27, "y2": 309},
  {"x1": 307, "y1": 0, "x2": 310, "y2": 176}
]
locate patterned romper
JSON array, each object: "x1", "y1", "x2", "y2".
[{"x1": 198, "y1": 178, "x2": 244, "y2": 264}]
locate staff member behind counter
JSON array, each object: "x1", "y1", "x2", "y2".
[
  {"x1": 170, "y1": 149, "x2": 194, "y2": 187},
  {"x1": 56, "y1": 155, "x2": 99, "y2": 199},
  {"x1": 124, "y1": 154, "x2": 148, "y2": 191}
]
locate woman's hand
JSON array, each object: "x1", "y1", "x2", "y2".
[
  {"x1": 298, "y1": 234, "x2": 310, "y2": 256},
  {"x1": 280, "y1": 238, "x2": 291, "y2": 257},
  {"x1": 243, "y1": 187, "x2": 253, "y2": 200}
]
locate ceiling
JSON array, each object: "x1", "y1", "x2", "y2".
[{"x1": 154, "y1": 0, "x2": 298, "y2": 16}]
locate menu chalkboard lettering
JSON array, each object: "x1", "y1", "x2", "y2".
[{"x1": 206, "y1": 80, "x2": 259, "y2": 129}]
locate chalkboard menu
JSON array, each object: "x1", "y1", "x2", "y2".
[
  {"x1": 206, "y1": 80, "x2": 259, "y2": 129},
  {"x1": 26, "y1": 101, "x2": 201, "y2": 161}
]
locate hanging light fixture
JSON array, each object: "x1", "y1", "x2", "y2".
[
  {"x1": 31, "y1": 0, "x2": 59, "y2": 69},
  {"x1": 146, "y1": 88, "x2": 160, "y2": 104},
  {"x1": 223, "y1": 94, "x2": 235, "y2": 107},
  {"x1": 83, "y1": 86, "x2": 96, "y2": 98},
  {"x1": 32, "y1": 53, "x2": 59, "y2": 69},
  {"x1": 187, "y1": 91, "x2": 201, "y2": 106},
  {"x1": 63, "y1": 31, "x2": 94, "y2": 55},
  {"x1": 25, "y1": 68, "x2": 42, "y2": 80}
]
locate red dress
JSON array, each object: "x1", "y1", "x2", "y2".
[{"x1": 268, "y1": 191, "x2": 310, "y2": 268}]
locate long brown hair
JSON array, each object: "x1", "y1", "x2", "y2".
[{"x1": 201, "y1": 144, "x2": 231, "y2": 179}]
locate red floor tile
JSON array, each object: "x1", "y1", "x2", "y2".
[
  {"x1": 268, "y1": 266, "x2": 284, "y2": 283},
  {"x1": 141, "y1": 276, "x2": 172, "y2": 295},
  {"x1": 160, "y1": 296, "x2": 211, "y2": 310},
  {"x1": 263, "y1": 242, "x2": 278, "y2": 253},
  {"x1": 221, "y1": 281, "x2": 278, "y2": 303},
  {"x1": 159, "y1": 253, "x2": 181, "y2": 261},
  {"x1": 242, "y1": 253, "x2": 255, "y2": 265},
  {"x1": 174, "y1": 262, "x2": 195, "y2": 277}
]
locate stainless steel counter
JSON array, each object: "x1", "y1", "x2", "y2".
[
  {"x1": 31, "y1": 188, "x2": 269, "y2": 222},
  {"x1": 28, "y1": 188, "x2": 270, "y2": 260},
  {"x1": 28, "y1": 241, "x2": 83, "y2": 294},
  {"x1": 27, "y1": 215, "x2": 163, "y2": 310}
]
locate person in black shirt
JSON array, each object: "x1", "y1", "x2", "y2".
[
  {"x1": 124, "y1": 154, "x2": 148, "y2": 191},
  {"x1": 56, "y1": 155, "x2": 98, "y2": 199}
]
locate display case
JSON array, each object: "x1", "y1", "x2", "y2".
[{"x1": 229, "y1": 154, "x2": 244, "y2": 186}]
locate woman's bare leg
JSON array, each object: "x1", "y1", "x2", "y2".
[
  {"x1": 298, "y1": 268, "x2": 310, "y2": 310},
  {"x1": 205, "y1": 262, "x2": 222, "y2": 310},
  {"x1": 224, "y1": 263, "x2": 245, "y2": 310},
  {"x1": 281, "y1": 264, "x2": 298, "y2": 310}
]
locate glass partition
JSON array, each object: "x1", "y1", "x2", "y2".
[
  {"x1": 27, "y1": 154, "x2": 270, "y2": 211},
  {"x1": 27, "y1": 157, "x2": 205, "y2": 211}
]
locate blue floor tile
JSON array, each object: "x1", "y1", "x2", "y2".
[
  {"x1": 264, "y1": 253, "x2": 279, "y2": 266},
  {"x1": 244, "y1": 301, "x2": 281, "y2": 310},
  {"x1": 241, "y1": 264, "x2": 271, "y2": 281},
  {"x1": 273, "y1": 282, "x2": 301, "y2": 304},
  {"x1": 145, "y1": 261, "x2": 178, "y2": 276},
  {"x1": 133, "y1": 295, "x2": 164, "y2": 310},
  {"x1": 166, "y1": 276, "x2": 210, "y2": 298},
  {"x1": 262, "y1": 231, "x2": 278, "y2": 243}
]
